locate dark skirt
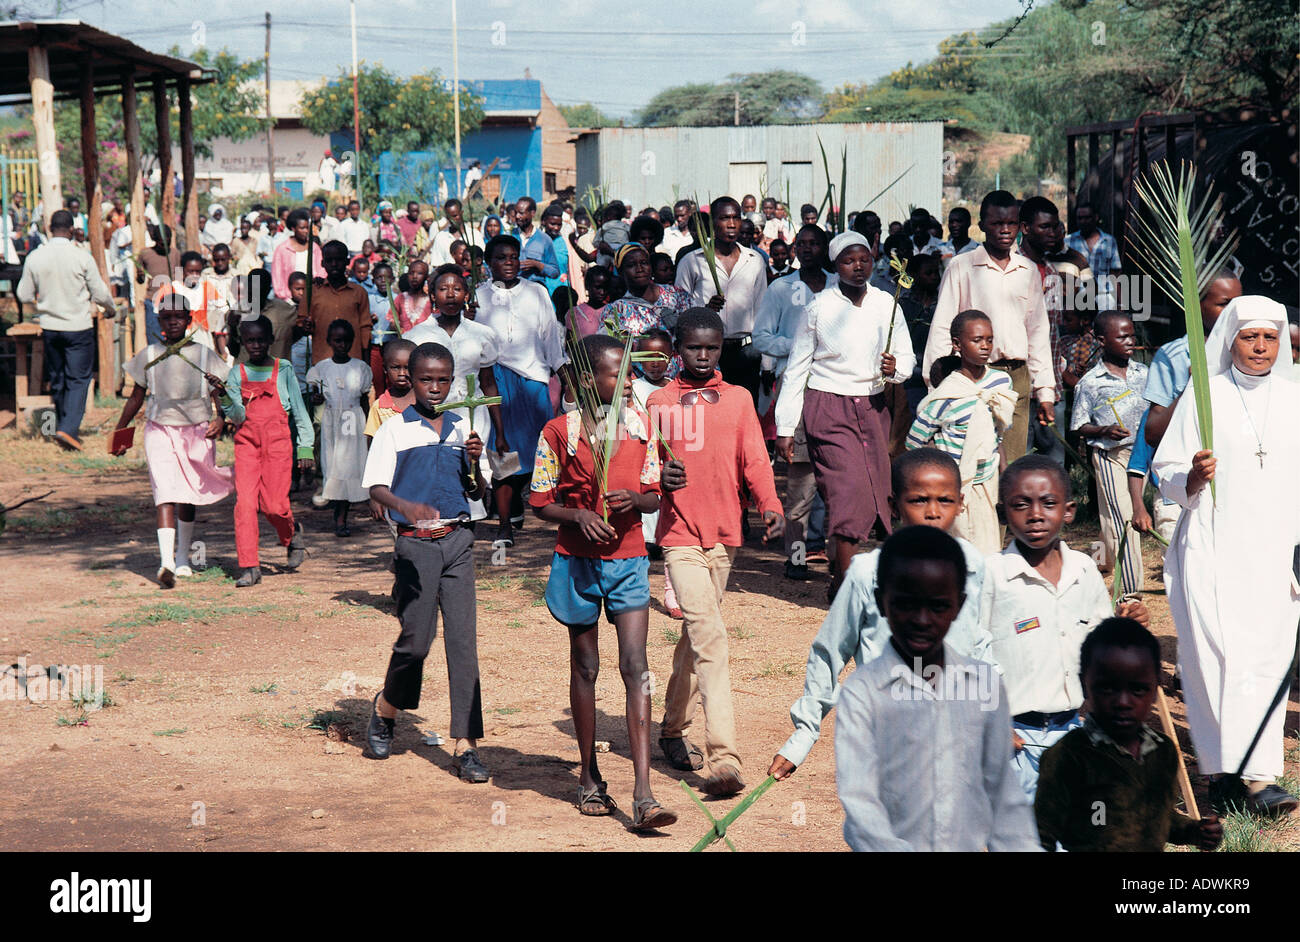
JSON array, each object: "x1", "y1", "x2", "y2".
[{"x1": 803, "y1": 387, "x2": 892, "y2": 542}]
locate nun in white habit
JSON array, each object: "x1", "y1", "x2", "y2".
[{"x1": 1151, "y1": 295, "x2": 1300, "y2": 815}]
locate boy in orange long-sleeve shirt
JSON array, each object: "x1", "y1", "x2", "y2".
[{"x1": 649, "y1": 307, "x2": 785, "y2": 796}]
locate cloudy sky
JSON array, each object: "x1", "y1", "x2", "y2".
[{"x1": 54, "y1": 0, "x2": 1033, "y2": 117}]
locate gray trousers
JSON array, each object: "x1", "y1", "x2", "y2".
[{"x1": 384, "y1": 528, "x2": 484, "y2": 739}]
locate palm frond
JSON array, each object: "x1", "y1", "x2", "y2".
[
  {"x1": 689, "y1": 201, "x2": 724, "y2": 300},
  {"x1": 1127, "y1": 160, "x2": 1234, "y2": 502}
]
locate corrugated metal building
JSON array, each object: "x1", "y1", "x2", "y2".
[{"x1": 575, "y1": 122, "x2": 943, "y2": 221}]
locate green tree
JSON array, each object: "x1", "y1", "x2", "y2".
[
  {"x1": 299, "y1": 64, "x2": 484, "y2": 189},
  {"x1": 558, "y1": 102, "x2": 620, "y2": 128},
  {"x1": 49, "y1": 46, "x2": 267, "y2": 203},
  {"x1": 639, "y1": 71, "x2": 824, "y2": 126}
]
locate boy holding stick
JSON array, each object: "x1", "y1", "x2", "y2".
[{"x1": 1035, "y1": 618, "x2": 1222, "y2": 852}]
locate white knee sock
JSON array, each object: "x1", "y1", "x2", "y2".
[
  {"x1": 176, "y1": 519, "x2": 194, "y2": 568},
  {"x1": 157, "y1": 528, "x2": 176, "y2": 571}
]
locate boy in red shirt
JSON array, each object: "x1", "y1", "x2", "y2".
[
  {"x1": 530, "y1": 333, "x2": 677, "y2": 832},
  {"x1": 650, "y1": 308, "x2": 785, "y2": 796}
]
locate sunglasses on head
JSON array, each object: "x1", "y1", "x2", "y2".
[{"x1": 681, "y1": 388, "x2": 720, "y2": 407}]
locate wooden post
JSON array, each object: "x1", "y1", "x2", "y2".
[
  {"x1": 81, "y1": 62, "x2": 115, "y2": 396},
  {"x1": 264, "y1": 11, "x2": 276, "y2": 198},
  {"x1": 27, "y1": 43, "x2": 62, "y2": 233},
  {"x1": 122, "y1": 68, "x2": 148, "y2": 363},
  {"x1": 154, "y1": 75, "x2": 176, "y2": 250},
  {"x1": 1065, "y1": 136, "x2": 1076, "y2": 230},
  {"x1": 179, "y1": 78, "x2": 199, "y2": 254}
]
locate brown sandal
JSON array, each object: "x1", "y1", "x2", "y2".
[
  {"x1": 631, "y1": 798, "x2": 677, "y2": 832},
  {"x1": 577, "y1": 781, "x2": 617, "y2": 816}
]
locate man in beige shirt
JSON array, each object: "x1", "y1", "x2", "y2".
[{"x1": 922, "y1": 190, "x2": 1054, "y2": 463}]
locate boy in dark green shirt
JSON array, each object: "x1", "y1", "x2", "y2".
[{"x1": 1035, "y1": 618, "x2": 1223, "y2": 852}]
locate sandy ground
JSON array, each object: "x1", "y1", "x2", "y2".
[{"x1": 1, "y1": 403, "x2": 1296, "y2": 852}]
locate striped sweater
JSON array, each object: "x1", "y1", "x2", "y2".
[{"x1": 906, "y1": 367, "x2": 1016, "y2": 485}]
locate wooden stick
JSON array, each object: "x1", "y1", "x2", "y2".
[{"x1": 1156, "y1": 687, "x2": 1200, "y2": 821}]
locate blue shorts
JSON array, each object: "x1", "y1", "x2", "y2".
[{"x1": 545, "y1": 552, "x2": 650, "y2": 626}]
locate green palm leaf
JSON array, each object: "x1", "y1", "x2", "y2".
[{"x1": 1127, "y1": 161, "x2": 1237, "y2": 503}]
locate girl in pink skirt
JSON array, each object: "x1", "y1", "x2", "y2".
[{"x1": 112, "y1": 294, "x2": 234, "y2": 588}]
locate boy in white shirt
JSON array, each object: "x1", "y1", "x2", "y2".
[
  {"x1": 979, "y1": 455, "x2": 1148, "y2": 797},
  {"x1": 769, "y1": 449, "x2": 991, "y2": 781},
  {"x1": 834, "y1": 525, "x2": 1039, "y2": 852}
]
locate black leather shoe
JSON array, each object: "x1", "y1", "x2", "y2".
[
  {"x1": 1208, "y1": 775, "x2": 1249, "y2": 814},
  {"x1": 234, "y1": 566, "x2": 261, "y2": 588},
  {"x1": 286, "y1": 522, "x2": 306, "y2": 569},
  {"x1": 457, "y1": 748, "x2": 489, "y2": 783},
  {"x1": 1249, "y1": 784, "x2": 1299, "y2": 816},
  {"x1": 784, "y1": 560, "x2": 809, "y2": 581},
  {"x1": 366, "y1": 693, "x2": 395, "y2": 759}
]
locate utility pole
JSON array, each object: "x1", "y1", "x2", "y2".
[
  {"x1": 351, "y1": 0, "x2": 362, "y2": 207},
  {"x1": 264, "y1": 12, "x2": 276, "y2": 198},
  {"x1": 452, "y1": 0, "x2": 462, "y2": 200},
  {"x1": 734, "y1": 90, "x2": 740, "y2": 126}
]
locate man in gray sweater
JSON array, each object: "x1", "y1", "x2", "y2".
[{"x1": 17, "y1": 209, "x2": 115, "y2": 450}]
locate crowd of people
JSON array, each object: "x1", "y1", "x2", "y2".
[{"x1": 14, "y1": 176, "x2": 1300, "y2": 848}]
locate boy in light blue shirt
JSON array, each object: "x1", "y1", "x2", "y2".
[{"x1": 769, "y1": 448, "x2": 991, "y2": 778}]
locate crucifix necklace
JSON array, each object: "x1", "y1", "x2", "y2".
[{"x1": 1229, "y1": 370, "x2": 1270, "y2": 467}]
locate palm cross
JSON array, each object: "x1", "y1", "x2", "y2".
[{"x1": 434, "y1": 374, "x2": 501, "y2": 484}]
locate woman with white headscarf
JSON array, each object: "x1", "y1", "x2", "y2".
[
  {"x1": 774, "y1": 231, "x2": 916, "y2": 599},
  {"x1": 1152, "y1": 296, "x2": 1300, "y2": 816},
  {"x1": 203, "y1": 204, "x2": 234, "y2": 246}
]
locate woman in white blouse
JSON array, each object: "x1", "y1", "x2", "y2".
[
  {"x1": 474, "y1": 234, "x2": 566, "y2": 544},
  {"x1": 774, "y1": 231, "x2": 917, "y2": 599}
]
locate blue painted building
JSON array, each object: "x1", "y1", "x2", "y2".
[{"x1": 378, "y1": 78, "x2": 572, "y2": 204}]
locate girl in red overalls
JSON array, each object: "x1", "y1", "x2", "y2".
[{"x1": 209, "y1": 315, "x2": 315, "y2": 587}]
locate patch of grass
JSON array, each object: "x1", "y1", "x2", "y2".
[
  {"x1": 480, "y1": 574, "x2": 520, "y2": 592},
  {"x1": 106, "y1": 600, "x2": 271, "y2": 629},
  {"x1": 239, "y1": 713, "x2": 271, "y2": 730},
  {"x1": 754, "y1": 661, "x2": 800, "y2": 679},
  {"x1": 56, "y1": 627, "x2": 138, "y2": 658},
  {"x1": 8, "y1": 503, "x2": 142, "y2": 534},
  {"x1": 106, "y1": 579, "x2": 124, "y2": 589},
  {"x1": 1218, "y1": 811, "x2": 1286, "y2": 852},
  {"x1": 152, "y1": 727, "x2": 187, "y2": 737},
  {"x1": 506, "y1": 618, "x2": 523, "y2": 629},
  {"x1": 55, "y1": 715, "x2": 87, "y2": 727},
  {"x1": 188, "y1": 567, "x2": 234, "y2": 585},
  {"x1": 249, "y1": 682, "x2": 278, "y2": 694},
  {"x1": 113, "y1": 670, "x2": 136, "y2": 683},
  {"x1": 730, "y1": 624, "x2": 753, "y2": 640},
  {"x1": 287, "y1": 586, "x2": 306, "y2": 596},
  {"x1": 305, "y1": 710, "x2": 347, "y2": 731},
  {"x1": 62, "y1": 598, "x2": 99, "y2": 608},
  {"x1": 519, "y1": 576, "x2": 547, "y2": 601},
  {"x1": 71, "y1": 686, "x2": 113, "y2": 711},
  {"x1": 490, "y1": 706, "x2": 520, "y2": 716},
  {"x1": 662, "y1": 627, "x2": 680, "y2": 644},
  {"x1": 1275, "y1": 770, "x2": 1300, "y2": 797},
  {"x1": 69, "y1": 454, "x2": 122, "y2": 472}
]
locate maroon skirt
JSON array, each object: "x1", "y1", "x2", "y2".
[{"x1": 803, "y1": 387, "x2": 892, "y2": 542}]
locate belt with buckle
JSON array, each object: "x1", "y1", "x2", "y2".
[
  {"x1": 1013, "y1": 709, "x2": 1077, "y2": 729},
  {"x1": 397, "y1": 522, "x2": 460, "y2": 540}
]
